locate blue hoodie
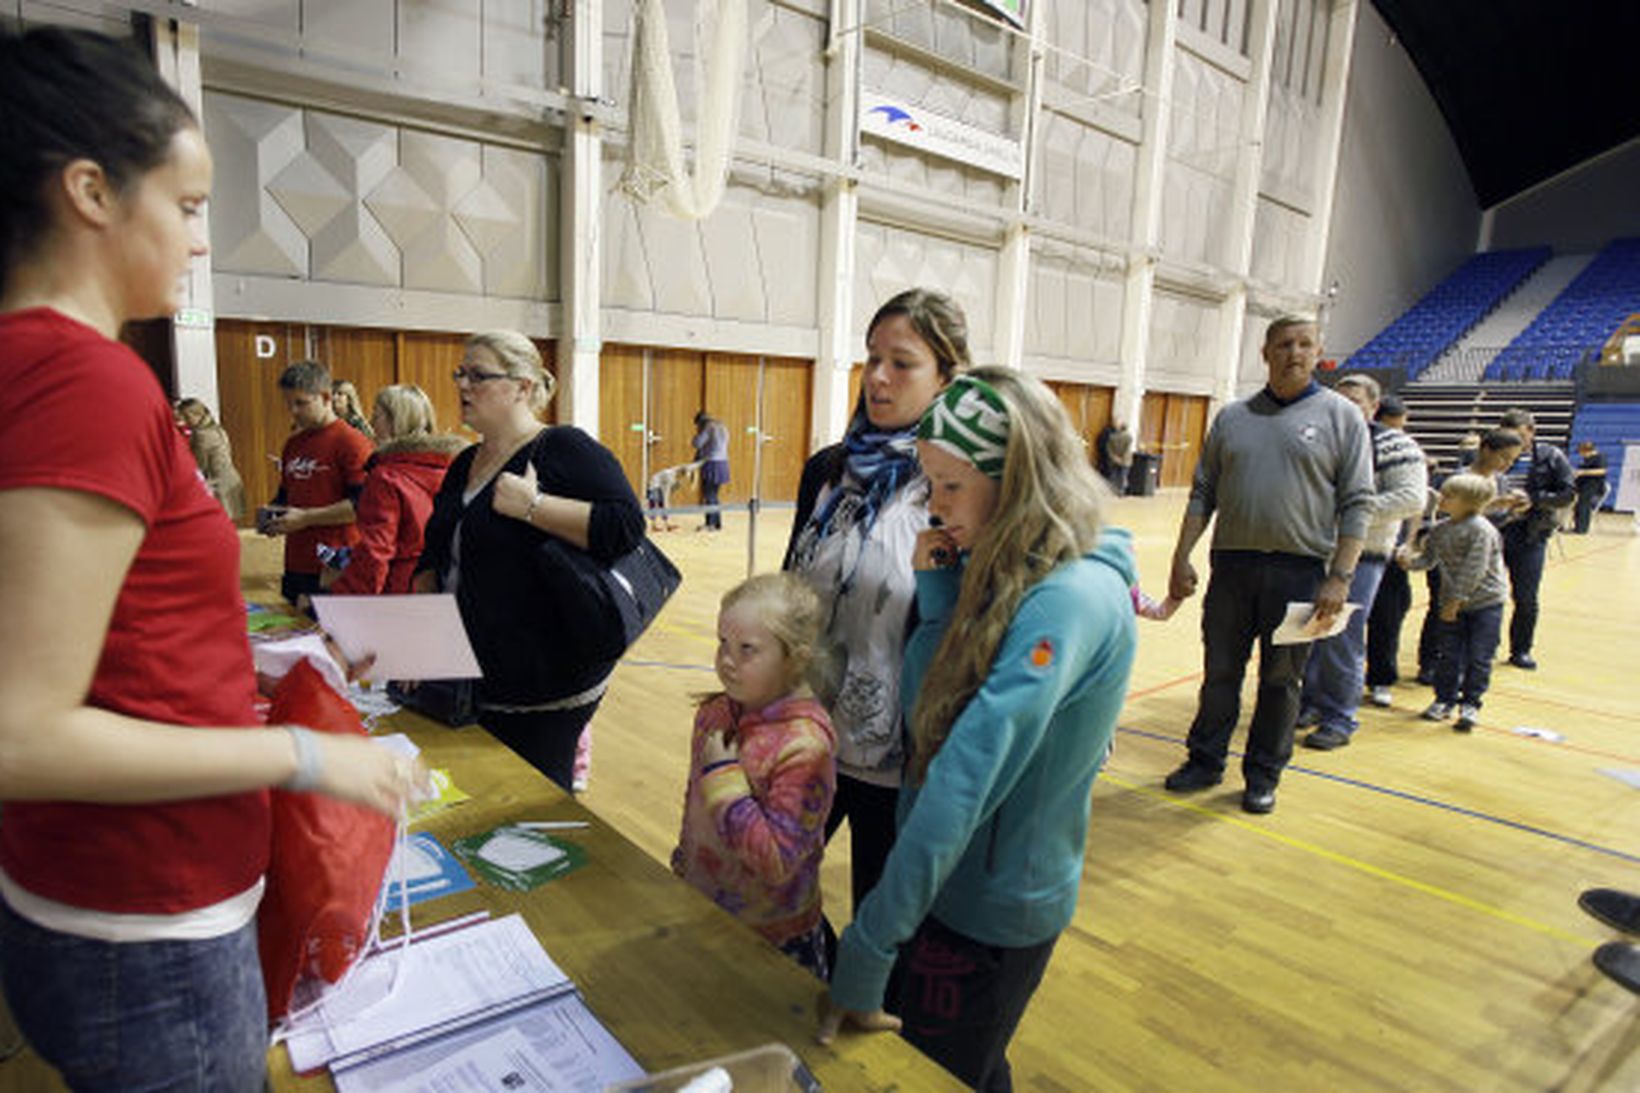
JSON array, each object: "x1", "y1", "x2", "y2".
[{"x1": 830, "y1": 528, "x2": 1138, "y2": 1014}]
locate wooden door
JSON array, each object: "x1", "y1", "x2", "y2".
[
  {"x1": 314, "y1": 325, "x2": 395, "y2": 423},
  {"x1": 214, "y1": 319, "x2": 308, "y2": 520},
  {"x1": 1170, "y1": 394, "x2": 1208, "y2": 488},
  {"x1": 703, "y1": 353, "x2": 761, "y2": 505},
  {"x1": 398, "y1": 331, "x2": 473, "y2": 440},
  {"x1": 649, "y1": 348, "x2": 706, "y2": 498},
  {"x1": 599, "y1": 344, "x2": 648, "y2": 498},
  {"x1": 1085, "y1": 386, "x2": 1115, "y2": 448},
  {"x1": 1139, "y1": 391, "x2": 1168, "y2": 457},
  {"x1": 757, "y1": 357, "x2": 813, "y2": 503}
]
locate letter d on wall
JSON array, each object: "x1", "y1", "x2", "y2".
[{"x1": 255, "y1": 334, "x2": 277, "y2": 359}]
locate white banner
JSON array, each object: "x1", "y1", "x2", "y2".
[
  {"x1": 970, "y1": 0, "x2": 1025, "y2": 26},
  {"x1": 1617, "y1": 442, "x2": 1640, "y2": 513},
  {"x1": 859, "y1": 90, "x2": 1024, "y2": 180}
]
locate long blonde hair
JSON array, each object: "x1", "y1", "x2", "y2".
[{"x1": 909, "y1": 366, "x2": 1106, "y2": 782}]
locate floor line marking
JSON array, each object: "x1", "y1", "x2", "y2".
[
  {"x1": 1100, "y1": 773, "x2": 1601, "y2": 948},
  {"x1": 1114, "y1": 726, "x2": 1640, "y2": 867}
]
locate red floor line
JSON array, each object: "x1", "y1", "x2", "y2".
[{"x1": 1125, "y1": 671, "x2": 1201, "y2": 701}]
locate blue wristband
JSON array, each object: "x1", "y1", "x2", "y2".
[{"x1": 700, "y1": 758, "x2": 739, "y2": 776}]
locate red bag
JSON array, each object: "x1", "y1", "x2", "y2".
[{"x1": 258, "y1": 658, "x2": 396, "y2": 1022}]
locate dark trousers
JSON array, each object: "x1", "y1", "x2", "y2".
[
  {"x1": 1417, "y1": 568, "x2": 1442, "y2": 678},
  {"x1": 823, "y1": 773, "x2": 901, "y2": 912},
  {"x1": 1366, "y1": 561, "x2": 1412, "y2": 687},
  {"x1": 892, "y1": 916, "x2": 1057, "y2": 1093},
  {"x1": 1502, "y1": 528, "x2": 1547, "y2": 658},
  {"x1": 281, "y1": 570, "x2": 322, "y2": 608},
  {"x1": 1105, "y1": 465, "x2": 1129, "y2": 496},
  {"x1": 701, "y1": 480, "x2": 723, "y2": 529},
  {"x1": 1433, "y1": 603, "x2": 1503, "y2": 707},
  {"x1": 480, "y1": 698, "x2": 603, "y2": 793},
  {"x1": 1573, "y1": 480, "x2": 1603, "y2": 533},
  {"x1": 1184, "y1": 552, "x2": 1324, "y2": 791}
]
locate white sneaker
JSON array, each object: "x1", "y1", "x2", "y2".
[
  {"x1": 1368, "y1": 686, "x2": 1393, "y2": 708},
  {"x1": 1455, "y1": 704, "x2": 1479, "y2": 733},
  {"x1": 1421, "y1": 701, "x2": 1452, "y2": 721}
]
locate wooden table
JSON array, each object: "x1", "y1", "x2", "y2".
[{"x1": 269, "y1": 711, "x2": 961, "y2": 1091}]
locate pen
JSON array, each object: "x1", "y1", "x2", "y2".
[{"x1": 513, "y1": 821, "x2": 590, "y2": 831}]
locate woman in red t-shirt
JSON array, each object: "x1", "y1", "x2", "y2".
[{"x1": 0, "y1": 28, "x2": 420, "y2": 1092}]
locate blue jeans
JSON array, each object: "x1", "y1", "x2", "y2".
[
  {"x1": 1434, "y1": 603, "x2": 1503, "y2": 707},
  {"x1": 1502, "y1": 527, "x2": 1547, "y2": 658},
  {"x1": 1300, "y1": 558, "x2": 1386, "y2": 737},
  {"x1": 0, "y1": 897, "x2": 267, "y2": 1092},
  {"x1": 1184, "y1": 552, "x2": 1326, "y2": 791}
]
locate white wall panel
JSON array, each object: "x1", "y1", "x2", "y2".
[
  {"x1": 303, "y1": 0, "x2": 395, "y2": 68},
  {"x1": 1147, "y1": 289, "x2": 1220, "y2": 384},
  {"x1": 483, "y1": 0, "x2": 550, "y2": 90},
  {"x1": 400, "y1": 1, "x2": 481, "y2": 83},
  {"x1": 1043, "y1": 0, "x2": 1146, "y2": 117},
  {"x1": 1162, "y1": 48, "x2": 1242, "y2": 267},
  {"x1": 1250, "y1": 196, "x2": 1309, "y2": 288},
  {"x1": 1024, "y1": 248, "x2": 1125, "y2": 367},
  {"x1": 206, "y1": 91, "x2": 555, "y2": 300},
  {"x1": 852, "y1": 220, "x2": 998, "y2": 361}
]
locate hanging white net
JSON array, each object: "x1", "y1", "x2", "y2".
[{"x1": 619, "y1": 0, "x2": 749, "y2": 221}]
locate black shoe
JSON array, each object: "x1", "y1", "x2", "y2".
[
  {"x1": 1303, "y1": 727, "x2": 1351, "y2": 751},
  {"x1": 1593, "y1": 941, "x2": 1640, "y2": 994},
  {"x1": 1508, "y1": 653, "x2": 1538, "y2": 670},
  {"x1": 1579, "y1": 888, "x2": 1640, "y2": 934},
  {"x1": 1241, "y1": 787, "x2": 1277, "y2": 814},
  {"x1": 1164, "y1": 763, "x2": 1223, "y2": 792}
]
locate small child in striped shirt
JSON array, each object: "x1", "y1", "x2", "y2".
[{"x1": 1398, "y1": 473, "x2": 1507, "y2": 733}]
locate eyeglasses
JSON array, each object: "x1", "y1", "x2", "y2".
[{"x1": 452, "y1": 368, "x2": 511, "y2": 385}]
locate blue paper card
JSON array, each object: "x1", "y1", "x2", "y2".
[{"x1": 381, "y1": 833, "x2": 475, "y2": 913}]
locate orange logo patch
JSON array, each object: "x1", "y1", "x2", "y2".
[{"x1": 1029, "y1": 639, "x2": 1054, "y2": 669}]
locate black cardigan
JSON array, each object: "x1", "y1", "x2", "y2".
[{"x1": 417, "y1": 427, "x2": 646, "y2": 705}]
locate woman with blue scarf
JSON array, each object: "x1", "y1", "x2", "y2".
[{"x1": 783, "y1": 288, "x2": 968, "y2": 920}]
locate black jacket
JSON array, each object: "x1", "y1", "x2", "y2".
[{"x1": 417, "y1": 427, "x2": 645, "y2": 705}]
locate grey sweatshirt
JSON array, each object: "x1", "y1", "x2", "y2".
[
  {"x1": 1409, "y1": 514, "x2": 1507, "y2": 611},
  {"x1": 1188, "y1": 385, "x2": 1375, "y2": 560},
  {"x1": 1363, "y1": 424, "x2": 1430, "y2": 556}
]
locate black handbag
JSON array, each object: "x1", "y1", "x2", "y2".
[
  {"x1": 386, "y1": 679, "x2": 478, "y2": 727},
  {"x1": 534, "y1": 535, "x2": 682, "y2": 662}
]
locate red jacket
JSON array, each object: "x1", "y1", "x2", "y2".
[{"x1": 331, "y1": 436, "x2": 466, "y2": 595}]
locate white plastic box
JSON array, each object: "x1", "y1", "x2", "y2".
[{"x1": 604, "y1": 1042, "x2": 820, "y2": 1093}]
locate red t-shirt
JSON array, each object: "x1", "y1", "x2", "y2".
[
  {"x1": 280, "y1": 419, "x2": 373, "y2": 575},
  {"x1": 0, "y1": 308, "x2": 269, "y2": 913}
]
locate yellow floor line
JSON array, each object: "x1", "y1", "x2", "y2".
[{"x1": 1102, "y1": 773, "x2": 1601, "y2": 948}]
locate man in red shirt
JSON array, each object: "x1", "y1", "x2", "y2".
[{"x1": 260, "y1": 360, "x2": 373, "y2": 605}]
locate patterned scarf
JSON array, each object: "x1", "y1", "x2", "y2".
[{"x1": 808, "y1": 412, "x2": 922, "y2": 545}]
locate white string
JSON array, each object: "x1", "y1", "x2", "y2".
[{"x1": 269, "y1": 808, "x2": 414, "y2": 1049}]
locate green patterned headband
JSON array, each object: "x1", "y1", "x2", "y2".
[{"x1": 918, "y1": 375, "x2": 1010, "y2": 478}]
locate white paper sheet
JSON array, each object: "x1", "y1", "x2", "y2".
[
  {"x1": 332, "y1": 995, "x2": 645, "y2": 1093},
  {"x1": 284, "y1": 914, "x2": 572, "y2": 1074},
  {"x1": 478, "y1": 832, "x2": 566, "y2": 873},
  {"x1": 1270, "y1": 601, "x2": 1360, "y2": 646},
  {"x1": 313, "y1": 595, "x2": 482, "y2": 682}
]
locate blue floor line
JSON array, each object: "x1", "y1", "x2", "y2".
[{"x1": 1117, "y1": 725, "x2": 1640, "y2": 866}]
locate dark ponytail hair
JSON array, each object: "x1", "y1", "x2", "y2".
[
  {"x1": 0, "y1": 26, "x2": 196, "y2": 281},
  {"x1": 866, "y1": 288, "x2": 972, "y2": 383}
]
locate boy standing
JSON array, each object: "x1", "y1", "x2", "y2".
[
  {"x1": 1399, "y1": 473, "x2": 1507, "y2": 733},
  {"x1": 261, "y1": 360, "x2": 373, "y2": 605}
]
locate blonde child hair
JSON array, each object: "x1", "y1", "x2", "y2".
[
  {"x1": 372, "y1": 383, "x2": 437, "y2": 441},
  {"x1": 704, "y1": 573, "x2": 827, "y2": 705},
  {"x1": 1440, "y1": 472, "x2": 1497, "y2": 516}
]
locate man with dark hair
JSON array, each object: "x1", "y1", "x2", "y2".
[
  {"x1": 1493, "y1": 408, "x2": 1574, "y2": 669},
  {"x1": 261, "y1": 360, "x2": 372, "y2": 605},
  {"x1": 1163, "y1": 316, "x2": 1374, "y2": 813},
  {"x1": 1572, "y1": 440, "x2": 1607, "y2": 534}
]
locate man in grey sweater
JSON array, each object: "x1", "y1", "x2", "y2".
[
  {"x1": 1298, "y1": 374, "x2": 1429, "y2": 750},
  {"x1": 1164, "y1": 316, "x2": 1374, "y2": 814}
]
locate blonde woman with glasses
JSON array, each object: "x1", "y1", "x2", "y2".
[{"x1": 413, "y1": 331, "x2": 644, "y2": 790}]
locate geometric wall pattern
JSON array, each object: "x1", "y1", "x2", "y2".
[
  {"x1": 1025, "y1": 245, "x2": 1127, "y2": 368},
  {"x1": 853, "y1": 219, "x2": 999, "y2": 364},
  {"x1": 1147, "y1": 288, "x2": 1222, "y2": 386},
  {"x1": 1163, "y1": 50, "x2": 1243, "y2": 269},
  {"x1": 203, "y1": 91, "x2": 556, "y2": 301},
  {"x1": 1034, "y1": 111, "x2": 1136, "y2": 244},
  {"x1": 1042, "y1": 0, "x2": 1147, "y2": 120},
  {"x1": 602, "y1": 149, "x2": 820, "y2": 328}
]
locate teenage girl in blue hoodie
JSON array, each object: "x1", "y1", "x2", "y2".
[{"x1": 819, "y1": 369, "x2": 1138, "y2": 1088}]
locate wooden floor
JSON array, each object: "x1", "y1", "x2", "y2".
[{"x1": 5, "y1": 494, "x2": 1636, "y2": 1091}]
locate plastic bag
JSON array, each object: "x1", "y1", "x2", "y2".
[{"x1": 258, "y1": 658, "x2": 395, "y2": 1022}]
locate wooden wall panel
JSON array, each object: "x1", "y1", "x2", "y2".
[
  {"x1": 703, "y1": 353, "x2": 761, "y2": 506},
  {"x1": 649, "y1": 349, "x2": 706, "y2": 493},
  {"x1": 758, "y1": 357, "x2": 813, "y2": 504},
  {"x1": 214, "y1": 319, "x2": 306, "y2": 521},
  {"x1": 398, "y1": 331, "x2": 474, "y2": 440},
  {"x1": 1140, "y1": 391, "x2": 1210, "y2": 489},
  {"x1": 599, "y1": 345, "x2": 648, "y2": 497},
  {"x1": 315, "y1": 326, "x2": 396, "y2": 419},
  {"x1": 1139, "y1": 391, "x2": 1169, "y2": 459}
]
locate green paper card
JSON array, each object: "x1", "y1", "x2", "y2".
[{"x1": 450, "y1": 827, "x2": 586, "y2": 892}]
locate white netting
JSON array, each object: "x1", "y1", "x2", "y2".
[{"x1": 619, "y1": 0, "x2": 749, "y2": 221}]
